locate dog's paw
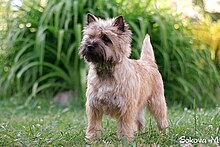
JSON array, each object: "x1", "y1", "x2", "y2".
[
  {"x1": 117, "y1": 133, "x2": 133, "y2": 143},
  {"x1": 85, "y1": 130, "x2": 101, "y2": 141}
]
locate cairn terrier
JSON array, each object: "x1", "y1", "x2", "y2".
[{"x1": 79, "y1": 13, "x2": 168, "y2": 142}]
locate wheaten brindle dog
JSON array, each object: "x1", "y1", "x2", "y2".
[{"x1": 79, "y1": 13, "x2": 168, "y2": 142}]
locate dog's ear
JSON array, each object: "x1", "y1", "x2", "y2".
[
  {"x1": 113, "y1": 16, "x2": 124, "y2": 32},
  {"x1": 87, "y1": 13, "x2": 97, "y2": 25}
]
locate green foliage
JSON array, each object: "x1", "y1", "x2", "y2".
[
  {"x1": 1, "y1": 0, "x2": 95, "y2": 101},
  {"x1": 115, "y1": 1, "x2": 220, "y2": 107},
  {"x1": 0, "y1": 0, "x2": 118, "y2": 100},
  {"x1": 1, "y1": 0, "x2": 219, "y2": 107}
]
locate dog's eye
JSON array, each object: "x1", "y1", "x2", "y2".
[
  {"x1": 101, "y1": 35, "x2": 111, "y2": 43},
  {"x1": 88, "y1": 35, "x2": 94, "y2": 39}
]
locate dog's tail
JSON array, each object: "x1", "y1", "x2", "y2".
[{"x1": 140, "y1": 34, "x2": 155, "y2": 62}]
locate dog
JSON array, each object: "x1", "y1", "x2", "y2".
[{"x1": 79, "y1": 13, "x2": 168, "y2": 142}]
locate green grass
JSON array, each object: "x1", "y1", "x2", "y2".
[{"x1": 0, "y1": 98, "x2": 219, "y2": 146}]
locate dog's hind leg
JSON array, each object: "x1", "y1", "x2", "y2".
[
  {"x1": 136, "y1": 106, "x2": 145, "y2": 132},
  {"x1": 148, "y1": 95, "x2": 168, "y2": 131}
]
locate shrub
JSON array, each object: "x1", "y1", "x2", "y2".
[
  {"x1": 189, "y1": 15, "x2": 220, "y2": 64},
  {"x1": 0, "y1": 0, "x2": 118, "y2": 103},
  {"x1": 116, "y1": 1, "x2": 220, "y2": 107},
  {"x1": 1, "y1": 0, "x2": 219, "y2": 107},
  {"x1": 1, "y1": 0, "x2": 87, "y2": 102}
]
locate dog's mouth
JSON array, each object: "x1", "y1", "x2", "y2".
[
  {"x1": 80, "y1": 47, "x2": 107, "y2": 63},
  {"x1": 83, "y1": 51, "x2": 104, "y2": 63}
]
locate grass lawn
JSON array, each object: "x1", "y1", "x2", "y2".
[{"x1": 0, "y1": 97, "x2": 219, "y2": 146}]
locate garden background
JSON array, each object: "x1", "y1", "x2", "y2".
[{"x1": 0, "y1": 0, "x2": 219, "y2": 146}]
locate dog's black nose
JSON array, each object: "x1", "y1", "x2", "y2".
[{"x1": 87, "y1": 45, "x2": 94, "y2": 52}]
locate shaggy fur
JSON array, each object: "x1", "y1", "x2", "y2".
[{"x1": 79, "y1": 13, "x2": 168, "y2": 142}]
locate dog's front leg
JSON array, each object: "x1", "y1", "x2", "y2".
[
  {"x1": 117, "y1": 108, "x2": 136, "y2": 142},
  {"x1": 86, "y1": 105, "x2": 103, "y2": 140}
]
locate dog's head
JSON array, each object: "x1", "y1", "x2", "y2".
[{"x1": 79, "y1": 13, "x2": 132, "y2": 64}]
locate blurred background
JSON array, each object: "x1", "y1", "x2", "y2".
[{"x1": 0, "y1": 0, "x2": 220, "y2": 108}]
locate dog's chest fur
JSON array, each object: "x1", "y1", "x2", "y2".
[{"x1": 86, "y1": 60, "x2": 141, "y2": 117}]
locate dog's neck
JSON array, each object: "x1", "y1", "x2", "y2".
[
  {"x1": 90, "y1": 58, "x2": 129, "y2": 80},
  {"x1": 93, "y1": 61, "x2": 116, "y2": 79}
]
